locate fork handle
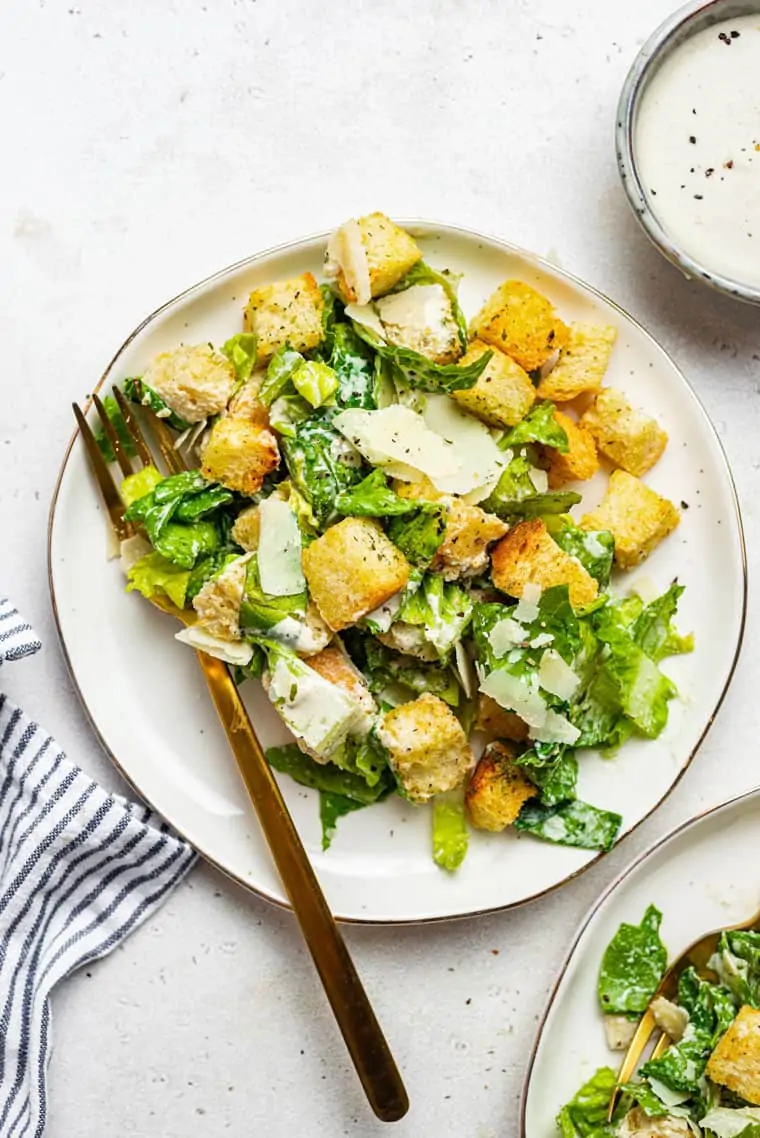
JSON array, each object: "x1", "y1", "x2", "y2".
[{"x1": 196, "y1": 651, "x2": 409, "y2": 1123}]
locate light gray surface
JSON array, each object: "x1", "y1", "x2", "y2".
[{"x1": 1, "y1": 1, "x2": 758, "y2": 1135}]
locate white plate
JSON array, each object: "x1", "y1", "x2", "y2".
[
  {"x1": 521, "y1": 786, "x2": 760, "y2": 1135},
  {"x1": 48, "y1": 222, "x2": 746, "y2": 924}
]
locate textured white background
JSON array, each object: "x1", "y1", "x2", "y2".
[{"x1": 1, "y1": 1, "x2": 759, "y2": 1135}]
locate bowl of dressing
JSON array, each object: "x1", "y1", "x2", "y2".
[{"x1": 617, "y1": 0, "x2": 760, "y2": 303}]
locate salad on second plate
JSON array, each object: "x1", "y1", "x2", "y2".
[
  {"x1": 559, "y1": 906, "x2": 760, "y2": 1135},
  {"x1": 98, "y1": 211, "x2": 692, "y2": 868}
]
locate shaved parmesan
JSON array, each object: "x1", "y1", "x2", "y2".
[
  {"x1": 421, "y1": 395, "x2": 507, "y2": 495},
  {"x1": 175, "y1": 626, "x2": 254, "y2": 666},
  {"x1": 363, "y1": 591, "x2": 404, "y2": 634},
  {"x1": 479, "y1": 668, "x2": 580, "y2": 745},
  {"x1": 536, "y1": 709, "x2": 581, "y2": 745},
  {"x1": 257, "y1": 496, "x2": 305, "y2": 597},
  {"x1": 344, "y1": 303, "x2": 387, "y2": 341},
  {"x1": 324, "y1": 219, "x2": 371, "y2": 305},
  {"x1": 120, "y1": 534, "x2": 152, "y2": 574},
  {"x1": 514, "y1": 583, "x2": 542, "y2": 623},
  {"x1": 529, "y1": 466, "x2": 549, "y2": 494},
  {"x1": 333, "y1": 406, "x2": 457, "y2": 483},
  {"x1": 455, "y1": 640, "x2": 476, "y2": 699},
  {"x1": 488, "y1": 618, "x2": 527, "y2": 657},
  {"x1": 530, "y1": 632, "x2": 554, "y2": 649},
  {"x1": 538, "y1": 650, "x2": 580, "y2": 701}
]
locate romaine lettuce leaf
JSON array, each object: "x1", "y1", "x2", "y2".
[
  {"x1": 396, "y1": 574, "x2": 473, "y2": 658},
  {"x1": 120, "y1": 464, "x2": 163, "y2": 508},
  {"x1": 501, "y1": 401, "x2": 568, "y2": 452},
  {"x1": 238, "y1": 555, "x2": 306, "y2": 636},
  {"x1": 632, "y1": 582, "x2": 694, "y2": 663},
  {"x1": 351, "y1": 321, "x2": 492, "y2": 393},
  {"x1": 709, "y1": 929, "x2": 760, "y2": 1008},
  {"x1": 281, "y1": 415, "x2": 365, "y2": 527},
  {"x1": 597, "y1": 905, "x2": 667, "y2": 1016},
  {"x1": 432, "y1": 792, "x2": 469, "y2": 871},
  {"x1": 550, "y1": 520, "x2": 615, "y2": 588},
  {"x1": 124, "y1": 469, "x2": 233, "y2": 567},
  {"x1": 556, "y1": 1067, "x2": 623, "y2": 1138},
  {"x1": 319, "y1": 792, "x2": 365, "y2": 851},
  {"x1": 221, "y1": 332, "x2": 258, "y2": 382},
  {"x1": 638, "y1": 1036, "x2": 711, "y2": 1097},
  {"x1": 387, "y1": 506, "x2": 447, "y2": 566},
  {"x1": 515, "y1": 798, "x2": 622, "y2": 851},
  {"x1": 94, "y1": 394, "x2": 139, "y2": 463},
  {"x1": 151, "y1": 521, "x2": 221, "y2": 568},
  {"x1": 126, "y1": 551, "x2": 191, "y2": 609},
  {"x1": 518, "y1": 749, "x2": 578, "y2": 806},
  {"x1": 480, "y1": 453, "x2": 581, "y2": 520},
  {"x1": 328, "y1": 323, "x2": 377, "y2": 409},
  {"x1": 292, "y1": 360, "x2": 339, "y2": 408},
  {"x1": 390, "y1": 261, "x2": 468, "y2": 352},
  {"x1": 335, "y1": 469, "x2": 421, "y2": 518},
  {"x1": 123, "y1": 376, "x2": 192, "y2": 431},
  {"x1": 266, "y1": 743, "x2": 393, "y2": 805},
  {"x1": 700, "y1": 1108, "x2": 760, "y2": 1138},
  {"x1": 259, "y1": 346, "x2": 305, "y2": 407},
  {"x1": 677, "y1": 966, "x2": 737, "y2": 1038},
  {"x1": 268, "y1": 391, "x2": 312, "y2": 437},
  {"x1": 352, "y1": 634, "x2": 461, "y2": 707}
]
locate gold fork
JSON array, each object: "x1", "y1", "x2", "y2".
[
  {"x1": 608, "y1": 904, "x2": 760, "y2": 1119},
  {"x1": 73, "y1": 389, "x2": 409, "y2": 1124}
]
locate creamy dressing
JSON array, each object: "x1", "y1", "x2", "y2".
[{"x1": 635, "y1": 15, "x2": 760, "y2": 287}]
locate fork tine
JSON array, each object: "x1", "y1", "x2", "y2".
[
  {"x1": 73, "y1": 403, "x2": 133, "y2": 542},
  {"x1": 91, "y1": 393, "x2": 134, "y2": 479},
  {"x1": 607, "y1": 1007, "x2": 658, "y2": 1120},
  {"x1": 141, "y1": 408, "x2": 187, "y2": 474},
  {"x1": 112, "y1": 388, "x2": 153, "y2": 468},
  {"x1": 649, "y1": 1032, "x2": 671, "y2": 1061}
]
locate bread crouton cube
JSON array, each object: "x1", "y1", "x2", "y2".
[
  {"x1": 329, "y1": 213, "x2": 423, "y2": 303},
  {"x1": 243, "y1": 273, "x2": 324, "y2": 365},
  {"x1": 535, "y1": 323, "x2": 617, "y2": 402},
  {"x1": 465, "y1": 741, "x2": 536, "y2": 831},
  {"x1": 200, "y1": 417, "x2": 279, "y2": 496},
  {"x1": 580, "y1": 470, "x2": 679, "y2": 570},
  {"x1": 377, "y1": 692, "x2": 472, "y2": 803},
  {"x1": 394, "y1": 477, "x2": 508, "y2": 579},
  {"x1": 705, "y1": 1005, "x2": 760, "y2": 1104},
  {"x1": 306, "y1": 642, "x2": 376, "y2": 728},
  {"x1": 451, "y1": 340, "x2": 535, "y2": 427},
  {"x1": 375, "y1": 283, "x2": 461, "y2": 364},
  {"x1": 474, "y1": 694, "x2": 529, "y2": 743},
  {"x1": 227, "y1": 376, "x2": 271, "y2": 427},
  {"x1": 579, "y1": 388, "x2": 668, "y2": 477},
  {"x1": 142, "y1": 344, "x2": 238, "y2": 424},
  {"x1": 231, "y1": 504, "x2": 260, "y2": 551},
  {"x1": 470, "y1": 281, "x2": 569, "y2": 373},
  {"x1": 490, "y1": 519, "x2": 599, "y2": 609},
  {"x1": 543, "y1": 411, "x2": 599, "y2": 488},
  {"x1": 192, "y1": 554, "x2": 252, "y2": 640},
  {"x1": 301, "y1": 517, "x2": 411, "y2": 631}
]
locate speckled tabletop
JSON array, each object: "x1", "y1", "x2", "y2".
[{"x1": 2, "y1": 2, "x2": 759, "y2": 1135}]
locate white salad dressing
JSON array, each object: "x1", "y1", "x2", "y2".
[{"x1": 635, "y1": 15, "x2": 760, "y2": 287}]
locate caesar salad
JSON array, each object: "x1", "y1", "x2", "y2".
[
  {"x1": 559, "y1": 906, "x2": 760, "y2": 1134},
  {"x1": 96, "y1": 212, "x2": 692, "y2": 868}
]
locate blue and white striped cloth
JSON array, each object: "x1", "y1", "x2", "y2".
[{"x1": 0, "y1": 597, "x2": 197, "y2": 1138}]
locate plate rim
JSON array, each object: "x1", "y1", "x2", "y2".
[
  {"x1": 47, "y1": 217, "x2": 748, "y2": 926},
  {"x1": 518, "y1": 782, "x2": 760, "y2": 1134}
]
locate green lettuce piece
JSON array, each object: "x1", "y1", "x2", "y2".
[
  {"x1": 281, "y1": 415, "x2": 365, "y2": 527},
  {"x1": 120, "y1": 464, "x2": 163, "y2": 508},
  {"x1": 238, "y1": 556, "x2": 306, "y2": 636},
  {"x1": 356, "y1": 635, "x2": 460, "y2": 707},
  {"x1": 515, "y1": 798, "x2": 622, "y2": 851},
  {"x1": 335, "y1": 469, "x2": 421, "y2": 518},
  {"x1": 396, "y1": 574, "x2": 473, "y2": 658},
  {"x1": 502, "y1": 401, "x2": 568, "y2": 452},
  {"x1": 318, "y1": 283, "x2": 341, "y2": 356},
  {"x1": 639, "y1": 1036, "x2": 711, "y2": 1097},
  {"x1": 319, "y1": 792, "x2": 365, "y2": 851},
  {"x1": 700, "y1": 1108, "x2": 760, "y2": 1138},
  {"x1": 598, "y1": 631, "x2": 676, "y2": 739},
  {"x1": 292, "y1": 360, "x2": 339, "y2": 408},
  {"x1": 597, "y1": 905, "x2": 667, "y2": 1016},
  {"x1": 126, "y1": 551, "x2": 190, "y2": 609},
  {"x1": 231, "y1": 644, "x2": 267, "y2": 684},
  {"x1": 268, "y1": 391, "x2": 312, "y2": 437},
  {"x1": 259, "y1": 346, "x2": 305, "y2": 407},
  {"x1": 124, "y1": 469, "x2": 233, "y2": 567},
  {"x1": 221, "y1": 332, "x2": 258, "y2": 381},
  {"x1": 390, "y1": 261, "x2": 468, "y2": 352},
  {"x1": 351, "y1": 321, "x2": 492, "y2": 393},
  {"x1": 550, "y1": 520, "x2": 615, "y2": 588},
  {"x1": 93, "y1": 394, "x2": 139, "y2": 462},
  {"x1": 123, "y1": 376, "x2": 191, "y2": 431},
  {"x1": 472, "y1": 586, "x2": 581, "y2": 676},
  {"x1": 432, "y1": 793, "x2": 469, "y2": 871},
  {"x1": 710, "y1": 929, "x2": 760, "y2": 1008},
  {"x1": 615, "y1": 1081, "x2": 670, "y2": 1117},
  {"x1": 151, "y1": 521, "x2": 221, "y2": 568},
  {"x1": 677, "y1": 966, "x2": 737, "y2": 1038},
  {"x1": 387, "y1": 506, "x2": 447, "y2": 566},
  {"x1": 519, "y1": 750, "x2": 578, "y2": 807},
  {"x1": 556, "y1": 1067, "x2": 623, "y2": 1138},
  {"x1": 481, "y1": 453, "x2": 581, "y2": 520},
  {"x1": 266, "y1": 743, "x2": 393, "y2": 805},
  {"x1": 632, "y1": 582, "x2": 694, "y2": 663},
  {"x1": 329, "y1": 323, "x2": 377, "y2": 409}
]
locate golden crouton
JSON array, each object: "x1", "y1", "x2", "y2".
[
  {"x1": 302, "y1": 517, "x2": 411, "y2": 631},
  {"x1": 227, "y1": 376, "x2": 271, "y2": 427},
  {"x1": 474, "y1": 694, "x2": 529, "y2": 743},
  {"x1": 332, "y1": 213, "x2": 422, "y2": 302},
  {"x1": 705, "y1": 1005, "x2": 760, "y2": 1104},
  {"x1": 192, "y1": 554, "x2": 252, "y2": 640},
  {"x1": 376, "y1": 692, "x2": 472, "y2": 803},
  {"x1": 243, "y1": 273, "x2": 324, "y2": 365},
  {"x1": 394, "y1": 476, "x2": 508, "y2": 579},
  {"x1": 470, "y1": 281, "x2": 569, "y2": 373},
  {"x1": 535, "y1": 323, "x2": 617, "y2": 402},
  {"x1": 580, "y1": 470, "x2": 679, "y2": 570},
  {"x1": 465, "y1": 741, "x2": 536, "y2": 831},
  {"x1": 231, "y1": 504, "x2": 260, "y2": 552},
  {"x1": 200, "y1": 417, "x2": 280, "y2": 496},
  {"x1": 451, "y1": 340, "x2": 536, "y2": 427},
  {"x1": 306, "y1": 642, "x2": 376, "y2": 724},
  {"x1": 543, "y1": 411, "x2": 599, "y2": 488},
  {"x1": 579, "y1": 388, "x2": 668, "y2": 477},
  {"x1": 490, "y1": 519, "x2": 599, "y2": 609},
  {"x1": 142, "y1": 344, "x2": 238, "y2": 424}
]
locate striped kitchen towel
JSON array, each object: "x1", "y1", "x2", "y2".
[{"x1": 0, "y1": 596, "x2": 197, "y2": 1138}]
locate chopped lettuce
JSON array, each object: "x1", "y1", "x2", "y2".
[
  {"x1": 268, "y1": 391, "x2": 312, "y2": 437},
  {"x1": 387, "y1": 505, "x2": 447, "y2": 566},
  {"x1": 351, "y1": 320, "x2": 492, "y2": 393},
  {"x1": 352, "y1": 633, "x2": 461, "y2": 707},
  {"x1": 518, "y1": 749, "x2": 578, "y2": 807},
  {"x1": 259, "y1": 346, "x2": 305, "y2": 407},
  {"x1": 501, "y1": 401, "x2": 568, "y2": 452},
  {"x1": 515, "y1": 798, "x2": 622, "y2": 851},
  {"x1": 700, "y1": 1108, "x2": 760, "y2": 1138},
  {"x1": 432, "y1": 792, "x2": 469, "y2": 871},
  {"x1": 328, "y1": 323, "x2": 377, "y2": 409},
  {"x1": 186, "y1": 551, "x2": 242, "y2": 602},
  {"x1": 292, "y1": 359, "x2": 339, "y2": 408},
  {"x1": 123, "y1": 376, "x2": 192, "y2": 431},
  {"x1": 266, "y1": 743, "x2": 393, "y2": 806},
  {"x1": 335, "y1": 469, "x2": 421, "y2": 518},
  {"x1": 597, "y1": 905, "x2": 667, "y2": 1016},
  {"x1": 94, "y1": 394, "x2": 139, "y2": 462},
  {"x1": 281, "y1": 415, "x2": 364, "y2": 527},
  {"x1": 124, "y1": 469, "x2": 233, "y2": 568},
  {"x1": 550, "y1": 520, "x2": 615, "y2": 589},
  {"x1": 221, "y1": 332, "x2": 258, "y2": 381},
  {"x1": 238, "y1": 556, "x2": 306, "y2": 637},
  {"x1": 481, "y1": 453, "x2": 581, "y2": 520},
  {"x1": 397, "y1": 574, "x2": 473, "y2": 658},
  {"x1": 632, "y1": 582, "x2": 694, "y2": 663},
  {"x1": 126, "y1": 551, "x2": 191, "y2": 609},
  {"x1": 319, "y1": 792, "x2": 365, "y2": 851},
  {"x1": 120, "y1": 464, "x2": 163, "y2": 508},
  {"x1": 709, "y1": 929, "x2": 760, "y2": 1008},
  {"x1": 556, "y1": 1067, "x2": 623, "y2": 1138}
]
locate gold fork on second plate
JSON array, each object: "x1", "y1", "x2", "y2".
[
  {"x1": 73, "y1": 389, "x2": 409, "y2": 1124},
  {"x1": 608, "y1": 904, "x2": 760, "y2": 1119}
]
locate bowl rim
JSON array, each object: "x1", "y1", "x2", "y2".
[{"x1": 616, "y1": 0, "x2": 760, "y2": 306}]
